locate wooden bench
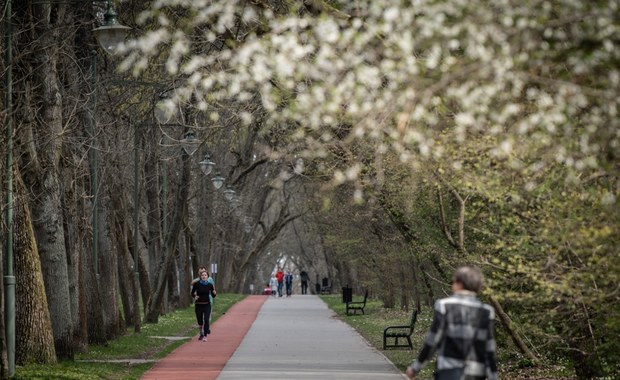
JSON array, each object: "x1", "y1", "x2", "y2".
[
  {"x1": 383, "y1": 309, "x2": 418, "y2": 349},
  {"x1": 346, "y1": 289, "x2": 368, "y2": 315}
]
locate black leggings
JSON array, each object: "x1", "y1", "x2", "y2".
[{"x1": 195, "y1": 303, "x2": 212, "y2": 334}]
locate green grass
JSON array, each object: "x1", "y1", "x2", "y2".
[
  {"x1": 320, "y1": 294, "x2": 577, "y2": 380},
  {"x1": 320, "y1": 294, "x2": 436, "y2": 379},
  {"x1": 13, "y1": 293, "x2": 245, "y2": 380}
]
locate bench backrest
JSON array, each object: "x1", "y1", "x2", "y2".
[{"x1": 408, "y1": 310, "x2": 418, "y2": 334}]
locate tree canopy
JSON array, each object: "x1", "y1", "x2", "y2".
[{"x1": 117, "y1": 0, "x2": 619, "y2": 376}]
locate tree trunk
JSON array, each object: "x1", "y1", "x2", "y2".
[
  {"x1": 116, "y1": 213, "x2": 139, "y2": 330},
  {"x1": 97, "y1": 187, "x2": 123, "y2": 340},
  {"x1": 143, "y1": 127, "x2": 163, "y2": 288},
  {"x1": 420, "y1": 263, "x2": 435, "y2": 307},
  {"x1": 108, "y1": 175, "x2": 140, "y2": 331},
  {"x1": 82, "y1": 214, "x2": 106, "y2": 346},
  {"x1": 409, "y1": 258, "x2": 422, "y2": 311},
  {"x1": 144, "y1": 152, "x2": 192, "y2": 323},
  {"x1": 78, "y1": 86, "x2": 106, "y2": 345},
  {"x1": 60, "y1": 168, "x2": 89, "y2": 352},
  {"x1": 13, "y1": 173, "x2": 56, "y2": 365},
  {"x1": 30, "y1": 175, "x2": 74, "y2": 358},
  {"x1": 14, "y1": 0, "x2": 76, "y2": 359},
  {"x1": 138, "y1": 248, "x2": 152, "y2": 313},
  {"x1": 179, "y1": 231, "x2": 194, "y2": 307},
  {"x1": 435, "y1": 179, "x2": 467, "y2": 253},
  {"x1": 488, "y1": 296, "x2": 539, "y2": 364}
]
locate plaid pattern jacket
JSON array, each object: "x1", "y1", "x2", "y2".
[{"x1": 411, "y1": 291, "x2": 498, "y2": 380}]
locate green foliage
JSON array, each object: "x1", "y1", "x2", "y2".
[{"x1": 14, "y1": 294, "x2": 245, "y2": 380}]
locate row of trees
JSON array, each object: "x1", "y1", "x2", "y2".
[{"x1": 0, "y1": 1, "x2": 311, "y2": 377}]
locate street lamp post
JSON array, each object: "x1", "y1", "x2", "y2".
[
  {"x1": 92, "y1": 0, "x2": 135, "y2": 327},
  {"x1": 89, "y1": 49, "x2": 100, "y2": 276},
  {"x1": 131, "y1": 118, "x2": 141, "y2": 332},
  {"x1": 4, "y1": 0, "x2": 16, "y2": 376},
  {"x1": 90, "y1": 1, "x2": 130, "y2": 277}
]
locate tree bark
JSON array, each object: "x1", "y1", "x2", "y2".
[
  {"x1": 13, "y1": 173, "x2": 57, "y2": 365},
  {"x1": 60, "y1": 166, "x2": 89, "y2": 352},
  {"x1": 435, "y1": 178, "x2": 467, "y2": 253},
  {"x1": 14, "y1": 0, "x2": 76, "y2": 359},
  {"x1": 488, "y1": 296, "x2": 539, "y2": 364},
  {"x1": 97, "y1": 183, "x2": 124, "y2": 340},
  {"x1": 13, "y1": 176, "x2": 56, "y2": 365},
  {"x1": 106, "y1": 170, "x2": 140, "y2": 331},
  {"x1": 143, "y1": 127, "x2": 163, "y2": 288},
  {"x1": 144, "y1": 152, "x2": 192, "y2": 323}
]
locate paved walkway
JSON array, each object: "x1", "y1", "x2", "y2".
[
  {"x1": 141, "y1": 296, "x2": 267, "y2": 380},
  {"x1": 141, "y1": 295, "x2": 406, "y2": 380}
]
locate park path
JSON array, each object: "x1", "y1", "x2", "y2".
[
  {"x1": 217, "y1": 295, "x2": 405, "y2": 379},
  {"x1": 141, "y1": 295, "x2": 406, "y2": 379},
  {"x1": 141, "y1": 295, "x2": 267, "y2": 380}
]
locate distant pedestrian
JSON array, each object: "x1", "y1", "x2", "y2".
[
  {"x1": 191, "y1": 270, "x2": 217, "y2": 342},
  {"x1": 284, "y1": 270, "x2": 293, "y2": 297},
  {"x1": 300, "y1": 270, "x2": 309, "y2": 294},
  {"x1": 406, "y1": 265, "x2": 498, "y2": 380},
  {"x1": 269, "y1": 275, "x2": 278, "y2": 297},
  {"x1": 275, "y1": 267, "x2": 285, "y2": 297}
]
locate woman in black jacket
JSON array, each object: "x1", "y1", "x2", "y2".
[{"x1": 191, "y1": 270, "x2": 217, "y2": 341}]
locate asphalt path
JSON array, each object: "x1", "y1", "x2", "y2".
[{"x1": 217, "y1": 295, "x2": 406, "y2": 380}]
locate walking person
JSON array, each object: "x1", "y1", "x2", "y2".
[
  {"x1": 300, "y1": 269, "x2": 309, "y2": 294},
  {"x1": 269, "y1": 274, "x2": 278, "y2": 298},
  {"x1": 275, "y1": 267, "x2": 285, "y2": 297},
  {"x1": 284, "y1": 270, "x2": 293, "y2": 297},
  {"x1": 406, "y1": 265, "x2": 498, "y2": 380},
  {"x1": 191, "y1": 270, "x2": 217, "y2": 342}
]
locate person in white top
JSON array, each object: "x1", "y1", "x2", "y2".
[{"x1": 269, "y1": 275, "x2": 278, "y2": 298}]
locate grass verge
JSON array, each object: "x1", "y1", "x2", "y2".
[
  {"x1": 14, "y1": 293, "x2": 245, "y2": 380},
  {"x1": 320, "y1": 294, "x2": 436, "y2": 379},
  {"x1": 320, "y1": 294, "x2": 577, "y2": 380}
]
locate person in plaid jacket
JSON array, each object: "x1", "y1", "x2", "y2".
[{"x1": 407, "y1": 266, "x2": 498, "y2": 380}]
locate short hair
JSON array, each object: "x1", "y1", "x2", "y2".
[
  {"x1": 200, "y1": 270, "x2": 209, "y2": 276},
  {"x1": 453, "y1": 266, "x2": 484, "y2": 293}
]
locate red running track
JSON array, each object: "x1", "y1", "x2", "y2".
[{"x1": 141, "y1": 295, "x2": 267, "y2": 380}]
